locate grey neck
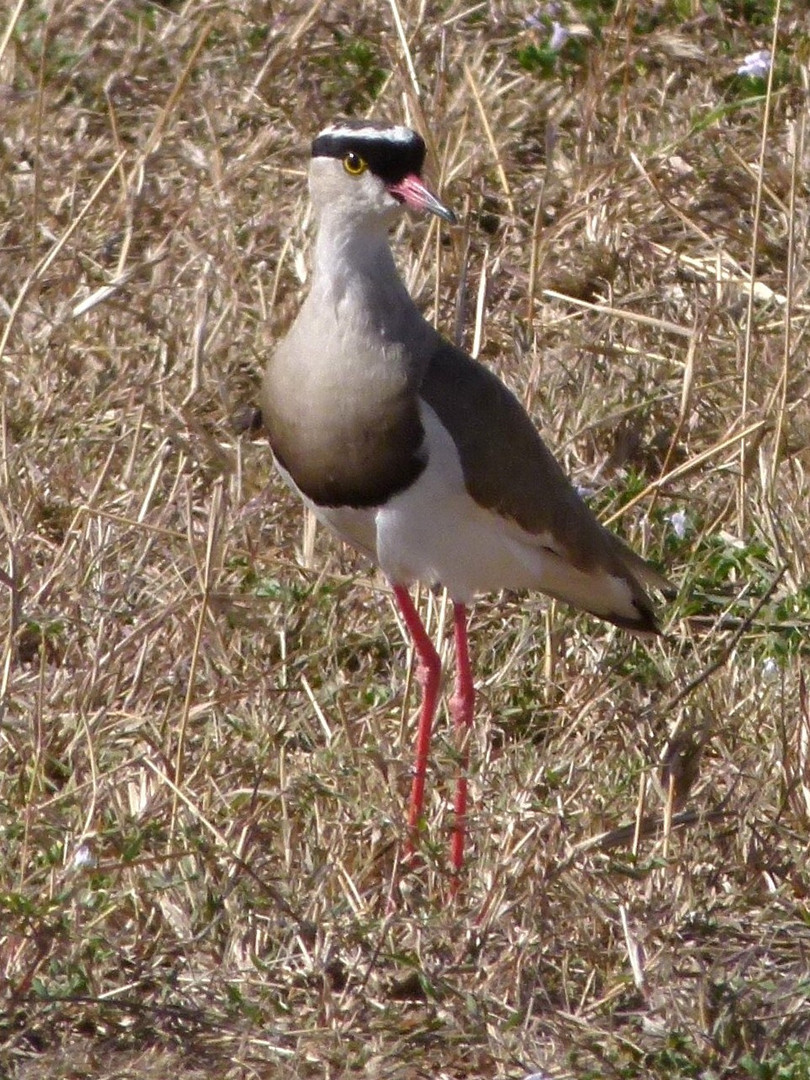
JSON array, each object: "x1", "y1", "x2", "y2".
[{"x1": 310, "y1": 211, "x2": 431, "y2": 349}]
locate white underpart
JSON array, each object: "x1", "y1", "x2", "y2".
[{"x1": 278, "y1": 404, "x2": 638, "y2": 620}]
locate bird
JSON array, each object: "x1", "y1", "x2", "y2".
[{"x1": 259, "y1": 119, "x2": 670, "y2": 888}]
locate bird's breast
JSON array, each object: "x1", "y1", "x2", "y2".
[{"x1": 261, "y1": 332, "x2": 427, "y2": 509}]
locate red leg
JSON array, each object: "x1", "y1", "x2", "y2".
[
  {"x1": 392, "y1": 585, "x2": 441, "y2": 860},
  {"x1": 449, "y1": 603, "x2": 474, "y2": 892}
]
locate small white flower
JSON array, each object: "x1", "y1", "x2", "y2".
[
  {"x1": 667, "y1": 508, "x2": 688, "y2": 540},
  {"x1": 737, "y1": 49, "x2": 770, "y2": 78},
  {"x1": 761, "y1": 657, "x2": 779, "y2": 682},
  {"x1": 549, "y1": 20, "x2": 570, "y2": 51},
  {"x1": 69, "y1": 844, "x2": 97, "y2": 872}
]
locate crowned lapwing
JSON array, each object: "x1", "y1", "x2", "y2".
[{"x1": 260, "y1": 120, "x2": 669, "y2": 889}]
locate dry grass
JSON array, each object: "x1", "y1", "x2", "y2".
[{"x1": 2, "y1": 1, "x2": 810, "y2": 1077}]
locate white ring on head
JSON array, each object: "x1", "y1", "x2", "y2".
[{"x1": 318, "y1": 124, "x2": 418, "y2": 144}]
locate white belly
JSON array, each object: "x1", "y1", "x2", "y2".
[{"x1": 373, "y1": 405, "x2": 537, "y2": 601}]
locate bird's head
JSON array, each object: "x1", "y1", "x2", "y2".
[{"x1": 309, "y1": 120, "x2": 456, "y2": 231}]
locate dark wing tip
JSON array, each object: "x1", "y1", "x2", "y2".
[{"x1": 604, "y1": 597, "x2": 661, "y2": 636}]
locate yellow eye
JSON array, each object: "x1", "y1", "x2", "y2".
[{"x1": 343, "y1": 151, "x2": 367, "y2": 176}]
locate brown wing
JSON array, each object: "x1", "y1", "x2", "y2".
[{"x1": 420, "y1": 340, "x2": 671, "y2": 632}]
